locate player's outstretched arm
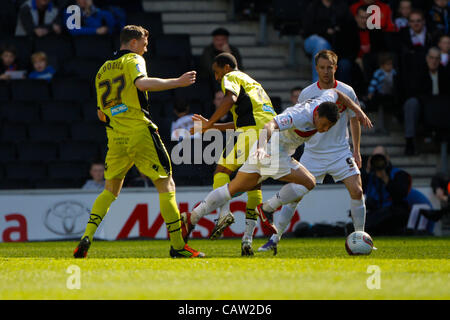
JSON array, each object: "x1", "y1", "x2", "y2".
[
  {"x1": 190, "y1": 114, "x2": 235, "y2": 134},
  {"x1": 334, "y1": 89, "x2": 372, "y2": 129},
  {"x1": 191, "y1": 90, "x2": 236, "y2": 132},
  {"x1": 135, "y1": 71, "x2": 196, "y2": 92},
  {"x1": 254, "y1": 119, "x2": 278, "y2": 161}
]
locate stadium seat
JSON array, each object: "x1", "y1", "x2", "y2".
[
  {"x1": 126, "y1": 12, "x2": 163, "y2": 36},
  {"x1": 153, "y1": 34, "x2": 193, "y2": 69},
  {"x1": 28, "y1": 123, "x2": 69, "y2": 142},
  {"x1": 59, "y1": 141, "x2": 100, "y2": 162},
  {"x1": 51, "y1": 78, "x2": 93, "y2": 101},
  {"x1": 80, "y1": 100, "x2": 100, "y2": 122},
  {"x1": 63, "y1": 57, "x2": 103, "y2": 81},
  {"x1": 0, "y1": 179, "x2": 33, "y2": 190},
  {"x1": 17, "y1": 142, "x2": 58, "y2": 162},
  {"x1": 0, "y1": 81, "x2": 10, "y2": 101},
  {"x1": 47, "y1": 161, "x2": 89, "y2": 180},
  {"x1": 11, "y1": 80, "x2": 51, "y2": 102},
  {"x1": 148, "y1": 57, "x2": 185, "y2": 79},
  {"x1": 70, "y1": 122, "x2": 107, "y2": 143},
  {"x1": 5, "y1": 162, "x2": 47, "y2": 180},
  {"x1": 73, "y1": 35, "x2": 114, "y2": 60},
  {"x1": 35, "y1": 178, "x2": 84, "y2": 189},
  {"x1": 0, "y1": 123, "x2": 27, "y2": 142},
  {"x1": 0, "y1": 142, "x2": 16, "y2": 162},
  {"x1": 40, "y1": 101, "x2": 82, "y2": 123},
  {"x1": 34, "y1": 34, "x2": 74, "y2": 64},
  {"x1": 1, "y1": 102, "x2": 40, "y2": 124}
]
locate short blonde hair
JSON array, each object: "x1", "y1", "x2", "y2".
[
  {"x1": 31, "y1": 51, "x2": 48, "y2": 64},
  {"x1": 314, "y1": 50, "x2": 338, "y2": 66}
]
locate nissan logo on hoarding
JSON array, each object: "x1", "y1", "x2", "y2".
[{"x1": 44, "y1": 201, "x2": 90, "y2": 236}]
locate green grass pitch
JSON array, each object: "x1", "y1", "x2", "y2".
[{"x1": 0, "y1": 237, "x2": 449, "y2": 300}]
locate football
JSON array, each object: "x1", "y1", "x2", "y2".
[{"x1": 345, "y1": 231, "x2": 375, "y2": 255}]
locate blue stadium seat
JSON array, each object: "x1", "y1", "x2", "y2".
[
  {"x1": 126, "y1": 12, "x2": 163, "y2": 36},
  {"x1": 28, "y1": 123, "x2": 69, "y2": 142},
  {"x1": 35, "y1": 178, "x2": 84, "y2": 189},
  {"x1": 41, "y1": 101, "x2": 82, "y2": 123},
  {"x1": 5, "y1": 162, "x2": 47, "y2": 180},
  {"x1": 34, "y1": 34, "x2": 74, "y2": 64},
  {"x1": 73, "y1": 35, "x2": 113, "y2": 60},
  {"x1": 0, "y1": 142, "x2": 16, "y2": 162},
  {"x1": 11, "y1": 80, "x2": 51, "y2": 102},
  {"x1": 0, "y1": 179, "x2": 33, "y2": 190},
  {"x1": 81, "y1": 100, "x2": 100, "y2": 122},
  {"x1": 1, "y1": 102, "x2": 40, "y2": 124},
  {"x1": 47, "y1": 161, "x2": 89, "y2": 180},
  {"x1": 59, "y1": 141, "x2": 100, "y2": 162},
  {"x1": 52, "y1": 78, "x2": 93, "y2": 101},
  {"x1": 153, "y1": 34, "x2": 193, "y2": 69},
  {"x1": 0, "y1": 123, "x2": 27, "y2": 142},
  {"x1": 17, "y1": 142, "x2": 58, "y2": 161},
  {"x1": 64, "y1": 57, "x2": 103, "y2": 81},
  {"x1": 0, "y1": 81, "x2": 10, "y2": 101},
  {"x1": 70, "y1": 121, "x2": 107, "y2": 143}
]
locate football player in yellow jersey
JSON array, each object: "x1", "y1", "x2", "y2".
[
  {"x1": 74, "y1": 25, "x2": 205, "y2": 258},
  {"x1": 182, "y1": 52, "x2": 277, "y2": 256}
]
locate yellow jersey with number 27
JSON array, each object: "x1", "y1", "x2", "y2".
[{"x1": 95, "y1": 49, "x2": 157, "y2": 133}]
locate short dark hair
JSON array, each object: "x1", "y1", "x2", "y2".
[
  {"x1": 1, "y1": 44, "x2": 16, "y2": 56},
  {"x1": 120, "y1": 25, "x2": 149, "y2": 45},
  {"x1": 290, "y1": 86, "x2": 303, "y2": 93},
  {"x1": 213, "y1": 52, "x2": 238, "y2": 69},
  {"x1": 378, "y1": 52, "x2": 393, "y2": 66},
  {"x1": 409, "y1": 9, "x2": 424, "y2": 20},
  {"x1": 211, "y1": 28, "x2": 230, "y2": 37},
  {"x1": 174, "y1": 99, "x2": 189, "y2": 113},
  {"x1": 317, "y1": 102, "x2": 340, "y2": 124}
]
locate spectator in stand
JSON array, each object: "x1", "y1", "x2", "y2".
[
  {"x1": 171, "y1": 100, "x2": 195, "y2": 141},
  {"x1": 366, "y1": 52, "x2": 399, "y2": 116},
  {"x1": 427, "y1": 0, "x2": 449, "y2": 42},
  {"x1": 350, "y1": 0, "x2": 397, "y2": 32},
  {"x1": 438, "y1": 34, "x2": 450, "y2": 67},
  {"x1": 64, "y1": 0, "x2": 116, "y2": 35},
  {"x1": 302, "y1": 0, "x2": 352, "y2": 82},
  {"x1": 0, "y1": 45, "x2": 19, "y2": 80},
  {"x1": 290, "y1": 86, "x2": 303, "y2": 105},
  {"x1": 395, "y1": 0, "x2": 413, "y2": 31},
  {"x1": 362, "y1": 146, "x2": 412, "y2": 235},
  {"x1": 399, "y1": 9, "x2": 433, "y2": 56},
  {"x1": 212, "y1": 89, "x2": 232, "y2": 123},
  {"x1": 82, "y1": 161, "x2": 105, "y2": 190},
  {"x1": 199, "y1": 28, "x2": 243, "y2": 89},
  {"x1": 15, "y1": 0, "x2": 62, "y2": 37},
  {"x1": 0, "y1": 45, "x2": 25, "y2": 80},
  {"x1": 28, "y1": 51, "x2": 55, "y2": 80},
  {"x1": 403, "y1": 47, "x2": 450, "y2": 155}
]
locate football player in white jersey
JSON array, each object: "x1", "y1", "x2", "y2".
[
  {"x1": 259, "y1": 50, "x2": 368, "y2": 254},
  {"x1": 180, "y1": 89, "x2": 372, "y2": 255}
]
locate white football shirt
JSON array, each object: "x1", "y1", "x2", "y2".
[
  {"x1": 273, "y1": 89, "x2": 339, "y2": 156},
  {"x1": 298, "y1": 80, "x2": 358, "y2": 155}
]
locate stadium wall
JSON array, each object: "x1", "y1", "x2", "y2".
[{"x1": 0, "y1": 185, "x2": 440, "y2": 242}]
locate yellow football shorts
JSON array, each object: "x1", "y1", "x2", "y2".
[
  {"x1": 104, "y1": 125, "x2": 172, "y2": 181},
  {"x1": 217, "y1": 128, "x2": 259, "y2": 172}
]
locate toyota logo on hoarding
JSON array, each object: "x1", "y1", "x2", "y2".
[{"x1": 44, "y1": 201, "x2": 90, "y2": 236}]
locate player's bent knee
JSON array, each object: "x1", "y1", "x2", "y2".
[{"x1": 349, "y1": 187, "x2": 363, "y2": 200}]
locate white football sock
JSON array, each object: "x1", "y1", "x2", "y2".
[
  {"x1": 242, "y1": 218, "x2": 257, "y2": 243},
  {"x1": 191, "y1": 185, "x2": 231, "y2": 225},
  {"x1": 270, "y1": 201, "x2": 298, "y2": 243},
  {"x1": 350, "y1": 198, "x2": 366, "y2": 232},
  {"x1": 217, "y1": 201, "x2": 230, "y2": 218},
  {"x1": 263, "y1": 183, "x2": 309, "y2": 212}
]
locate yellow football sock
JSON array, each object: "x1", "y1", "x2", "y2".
[
  {"x1": 160, "y1": 191, "x2": 185, "y2": 250},
  {"x1": 82, "y1": 189, "x2": 117, "y2": 242},
  {"x1": 246, "y1": 189, "x2": 262, "y2": 220},
  {"x1": 213, "y1": 172, "x2": 230, "y2": 190}
]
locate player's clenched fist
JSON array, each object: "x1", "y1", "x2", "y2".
[{"x1": 178, "y1": 71, "x2": 196, "y2": 87}]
